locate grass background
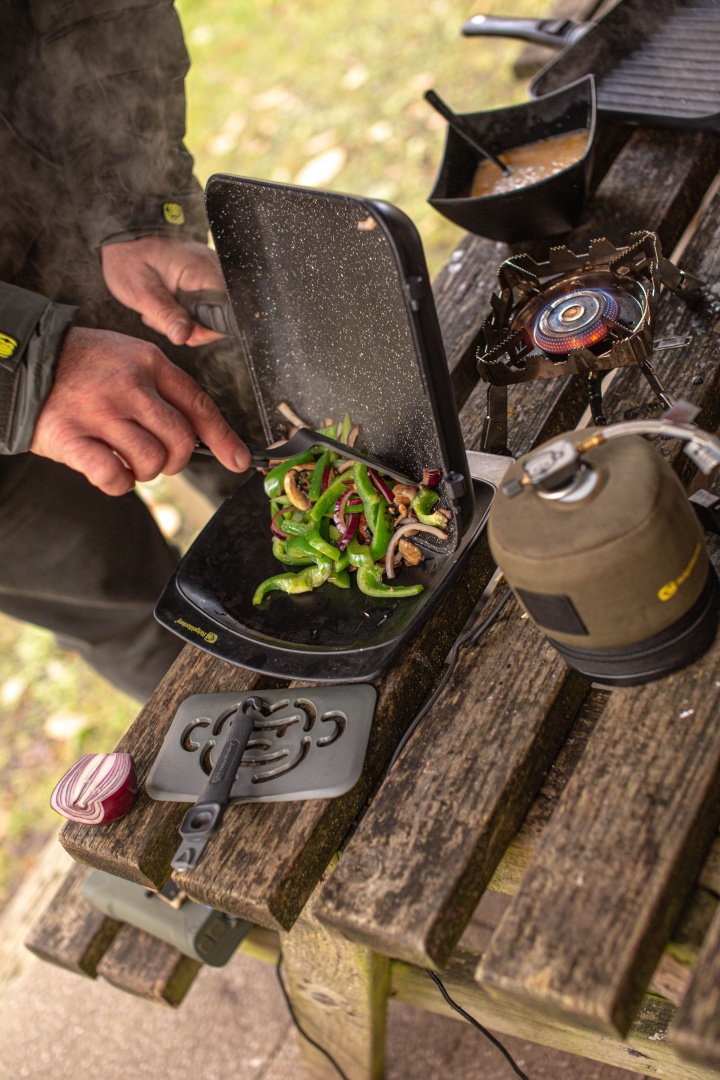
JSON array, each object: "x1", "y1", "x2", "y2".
[{"x1": 0, "y1": 0, "x2": 541, "y2": 910}]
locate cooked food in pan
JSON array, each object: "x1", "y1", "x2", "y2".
[
  {"x1": 470, "y1": 128, "x2": 590, "y2": 198},
  {"x1": 253, "y1": 410, "x2": 451, "y2": 604}
]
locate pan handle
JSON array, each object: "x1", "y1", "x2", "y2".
[
  {"x1": 176, "y1": 287, "x2": 237, "y2": 337},
  {"x1": 461, "y1": 14, "x2": 591, "y2": 48}
]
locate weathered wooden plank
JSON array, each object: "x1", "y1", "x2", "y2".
[
  {"x1": 478, "y1": 578, "x2": 720, "y2": 1036},
  {"x1": 169, "y1": 536, "x2": 497, "y2": 929},
  {"x1": 59, "y1": 646, "x2": 282, "y2": 888},
  {"x1": 280, "y1": 860, "x2": 391, "y2": 1080},
  {"x1": 23, "y1": 862, "x2": 120, "y2": 978},
  {"x1": 392, "y1": 947, "x2": 720, "y2": 1080},
  {"x1": 671, "y1": 911, "x2": 720, "y2": 1069},
  {"x1": 96, "y1": 924, "x2": 201, "y2": 1007},
  {"x1": 315, "y1": 589, "x2": 588, "y2": 967}
]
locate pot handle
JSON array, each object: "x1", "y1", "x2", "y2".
[{"x1": 461, "y1": 14, "x2": 591, "y2": 48}]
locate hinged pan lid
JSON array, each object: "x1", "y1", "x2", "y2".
[
  {"x1": 154, "y1": 179, "x2": 494, "y2": 683},
  {"x1": 204, "y1": 176, "x2": 473, "y2": 532}
]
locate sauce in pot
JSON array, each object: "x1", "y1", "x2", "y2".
[{"x1": 470, "y1": 129, "x2": 590, "y2": 198}]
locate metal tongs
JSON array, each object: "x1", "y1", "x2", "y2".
[{"x1": 196, "y1": 427, "x2": 419, "y2": 487}]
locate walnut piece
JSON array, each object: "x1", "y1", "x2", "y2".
[{"x1": 399, "y1": 539, "x2": 423, "y2": 566}]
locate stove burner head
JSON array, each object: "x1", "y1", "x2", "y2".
[
  {"x1": 510, "y1": 271, "x2": 641, "y2": 358},
  {"x1": 531, "y1": 286, "x2": 618, "y2": 353},
  {"x1": 476, "y1": 231, "x2": 708, "y2": 454}
]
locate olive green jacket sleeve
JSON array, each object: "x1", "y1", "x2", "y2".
[
  {"x1": 0, "y1": 283, "x2": 76, "y2": 455},
  {"x1": 29, "y1": 0, "x2": 208, "y2": 248}
]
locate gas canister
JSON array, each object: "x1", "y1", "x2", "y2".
[{"x1": 489, "y1": 427, "x2": 720, "y2": 685}]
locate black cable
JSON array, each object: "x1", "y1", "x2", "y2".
[
  {"x1": 386, "y1": 586, "x2": 513, "y2": 775},
  {"x1": 425, "y1": 969, "x2": 531, "y2": 1080},
  {"x1": 276, "y1": 953, "x2": 350, "y2": 1080}
]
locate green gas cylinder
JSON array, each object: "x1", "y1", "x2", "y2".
[{"x1": 488, "y1": 429, "x2": 720, "y2": 685}]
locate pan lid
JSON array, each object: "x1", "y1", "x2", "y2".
[{"x1": 205, "y1": 176, "x2": 473, "y2": 532}]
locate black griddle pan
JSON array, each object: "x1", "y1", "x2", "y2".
[
  {"x1": 463, "y1": 0, "x2": 720, "y2": 130},
  {"x1": 155, "y1": 178, "x2": 500, "y2": 681}
]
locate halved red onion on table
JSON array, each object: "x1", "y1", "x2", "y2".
[{"x1": 50, "y1": 753, "x2": 138, "y2": 824}]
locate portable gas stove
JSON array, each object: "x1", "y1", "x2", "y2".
[{"x1": 477, "y1": 231, "x2": 710, "y2": 453}]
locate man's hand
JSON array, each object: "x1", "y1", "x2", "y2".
[
  {"x1": 101, "y1": 236, "x2": 226, "y2": 347},
  {"x1": 31, "y1": 327, "x2": 251, "y2": 495}
]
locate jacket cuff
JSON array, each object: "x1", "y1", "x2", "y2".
[
  {"x1": 0, "y1": 284, "x2": 76, "y2": 455},
  {"x1": 85, "y1": 184, "x2": 208, "y2": 249}
]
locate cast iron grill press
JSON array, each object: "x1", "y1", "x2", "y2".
[{"x1": 156, "y1": 176, "x2": 500, "y2": 682}]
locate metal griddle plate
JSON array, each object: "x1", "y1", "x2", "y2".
[
  {"x1": 155, "y1": 178, "x2": 500, "y2": 682},
  {"x1": 532, "y1": 0, "x2": 720, "y2": 129},
  {"x1": 155, "y1": 455, "x2": 502, "y2": 682}
]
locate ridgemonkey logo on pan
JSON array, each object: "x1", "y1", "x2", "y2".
[{"x1": 175, "y1": 618, "x2": 218, "y2": 644}]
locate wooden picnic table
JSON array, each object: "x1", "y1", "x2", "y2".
[{"x1": 24, "y1": 11, "x2": 720, "y2": 1079}]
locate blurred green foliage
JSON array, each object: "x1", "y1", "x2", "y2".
[
  {"x1": 179, "y1": 0, "x2": 541, "y2": 273},
  {"x1": 0, "y1": 0, "x2": 537, "y2": 909}
]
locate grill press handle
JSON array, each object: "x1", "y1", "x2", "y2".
[{"x1": 461, "y1": 14, "x2": 591, "y2": 48}]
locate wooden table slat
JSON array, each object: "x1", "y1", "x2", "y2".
[
  {"x1": 316, "y1": 592, "x2": 588, "y2": 967},
  {"x1": 96, "y1": 924, "x2": 202, "y2": 1007},
  {"x1": 23, "y1": 862, "x2": 120, "y2": 978},
  {"x1": 479, "y1": 450, "x2": 720, "y2": 1036},
  {"x1": 670, "y1": 904, "x2": 720, "y2": 1069}
]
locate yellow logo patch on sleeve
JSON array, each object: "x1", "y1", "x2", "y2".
[
  {"x1": 0, "y1": 334, "x2": 18, "y2": 359},
  {"x1": 163, "y1": 202, "x2": 185, "y2": 225}
]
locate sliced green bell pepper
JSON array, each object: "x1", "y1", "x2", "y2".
[
  {"x1": 309, "y1": 474, "x2": 353, "y2": 521},
  {"x1": 253, "y1": 556, "x2": 332, "y2": 605},
  {"x1": 411, "y1": 486, "x2": 449, "y2": 527},
  {"x1": 307, "y1": 525, "x2": 342, "y2": 562},
  {"x1": 356, "y1": 564, "x2": 424, "y2": 599},
  {"x1": 411, "y1": 486, "x2": 439, "y2": 515},
  {"x1": 263, "y1": 450, "x2": 316, "y2": 499},
  {"x1": 346, "y1": 536, "x2": 375, "y2": 567},
  {"x1": 308, "y1": 450, "x2": 331, "y2": 502},
  {"x1": 281, "y1": 518, "x2": 309, "y2": 537},
  {"x1": 369, "y1": 505, "x2": 393, "y2": 561},
  {"x1": 328, "y1": 569, "x2": 351, "y2": 589}
]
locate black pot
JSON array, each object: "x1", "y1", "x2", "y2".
[{"x1": 427, "y1": 75, "x2": 596, "y2": 243}]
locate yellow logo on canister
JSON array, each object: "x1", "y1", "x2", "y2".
[
  {"x1": 658, "y1": 542, "x2": 701, "y2": 601},
  {"x1": 0, "y1": 333, "x2": 18, "y2": 359},
  {"x1": 163, "y1": 202, "x2": 185, "y2": 225}
]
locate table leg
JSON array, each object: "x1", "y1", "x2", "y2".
[{"x1": 280, "y1": 863, "x2": 390, "y2": 1080}]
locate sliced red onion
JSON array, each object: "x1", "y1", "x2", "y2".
[
  {"x1": 271, "y1": 507, "x2": 290, "y2": 539},
  {"x1": 321, "y1": 465, "x2": 332, "y2": 492},
  {"x1": 422, "y1": 467, "x2": 442, "y2": 488},
  {"x1": 385, "y1": 522, "x2": 448, "y2": 579},
  {"x1": 50, "y1": 753, "x2": 138, "y2": 825},
  {"x1": 333, "y1": 487, "x2": 360, "y2": 531},
  {"x1": 338, "y1": 513, "x2": 359, "y2": 551},
  {"x1": 369, "y1": 469, "x2": 394, "y2": 503}
]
